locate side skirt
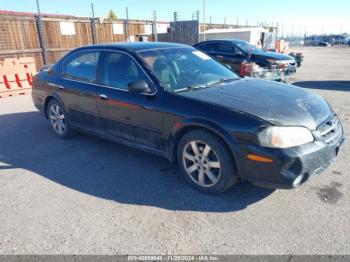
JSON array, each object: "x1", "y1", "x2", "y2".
[{"x1": 71, "y1": 125, "x2": 171, "y2": 161}]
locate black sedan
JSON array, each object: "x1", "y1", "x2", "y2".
[
  {"x1": 194, "y1": 39, "x2": 297, "y2": 76},
  {"x1": 32, "y1": 42, "x2": 344, "y2": 194}
]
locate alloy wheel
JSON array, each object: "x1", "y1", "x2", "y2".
[
  {"x1": 182, "y1": 140, "x2": 221, "y2": 187},
  {"x1": 49, "y1": 104, "x2": 66, "y2": 135}
]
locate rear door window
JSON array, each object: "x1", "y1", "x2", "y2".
[
  {"x1": 62, "y1": 51, "x2": 100, "y2": 83},
  {"x1": 197, "y1": 42, "x2": 218, "y2": 53}
]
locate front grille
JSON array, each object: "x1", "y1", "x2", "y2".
[{"x1": 318, "y1": 116, "x2": 342, "y2": 145}]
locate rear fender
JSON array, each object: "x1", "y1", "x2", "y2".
[{"x1": 44, "y1": 92, "x2": 65, "y2": 119}]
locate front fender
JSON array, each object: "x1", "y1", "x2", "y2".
[{"x1": 168, "y1": 117, "x2": 243, "y2": 173}]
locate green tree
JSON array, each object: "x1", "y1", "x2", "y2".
[{"x1": 107, "y1": 10, "x2": 117, "y2": 20}]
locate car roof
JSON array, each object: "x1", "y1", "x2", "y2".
[
  {"x1": 195, "y1": 39, "x2": 247, "y2": 45},
  {"x1": 76, "y1": 42, "x2": 190, "y2": 52}
]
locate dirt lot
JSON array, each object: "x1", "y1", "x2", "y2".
[{"x1": 0, "y1": 46, "x2": 349, "y2": 255}]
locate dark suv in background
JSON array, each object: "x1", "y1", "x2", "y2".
[{"x1": 194, "y1": 39, "x2": 297, "y2": 76}]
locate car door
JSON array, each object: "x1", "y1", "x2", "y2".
[
  {"x1": 196, "y1": 42, "x2": 220, "y2": 60},
  {"x1": 216, "y1": 43, "x2": 246, "y2": 73},
  {"x1": 60, "y1": 50, "x2": 100, "y2": 132},
  {"x1": 198, "y1": 42, "x2": 245, "y2": 73},
  {"x1": 96, "y1": 50, "x2": 164, "y2": 151}
]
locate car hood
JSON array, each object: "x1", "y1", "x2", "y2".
[
  {"x1": 177, "y1": 78, "x2": 332, "y2": 130},
  {"x1": 251, "y1": 51, "x2": 293, "y2": 61}
]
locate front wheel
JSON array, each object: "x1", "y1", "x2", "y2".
[
  {"x1": 47, "y1": 99, "x2": 75, "y2": 138},
  {"x1": 177, "y1": 130, "x2": 238, "y2": 194}
]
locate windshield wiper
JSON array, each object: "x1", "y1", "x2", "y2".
[
  {"x1": 175, "y1": 84, "x2": 206, "y2": 92},
  {"x1": 205, "y1": 77, "x2": 239, "y2": 87},
  {"x1": 174, "y1": 78, "x2": 238, "y2": 92}
]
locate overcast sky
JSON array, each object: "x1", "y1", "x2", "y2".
[{"x1": 1, "y1": 0, "x2": 349, "y2": 35}]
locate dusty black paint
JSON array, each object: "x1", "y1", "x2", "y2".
[
  {"x1": 177, "y1": 78, "x2": 332, "y2": 130},
  {"x1": 31, "y1": 42, "x2": 345, "y2": 190}
]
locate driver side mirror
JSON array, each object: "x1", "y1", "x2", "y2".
[{"x1": 128, "y1": 80, "x2": 154, "y2": 95}]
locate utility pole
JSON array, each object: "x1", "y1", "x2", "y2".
[
  {"x1": 152, "y1": 10, "x2": 158, "y2": 42},
  {"x1": 125, "y1": 7, "x2": 130, "y2": 42}
]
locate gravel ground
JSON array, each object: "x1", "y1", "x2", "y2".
[{"x1": 0, "y1": 46, "x2": 349, "y2": 255}]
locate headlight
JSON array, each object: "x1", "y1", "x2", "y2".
[
  {"x1": 258, "y1": 126, "x2": 314, "y2": 148},
  {"x1": 266, "y1": 59, "x2": 277, "y2": 64},
  {"x1": 266, "y1": 59, "x2": 294, "y2": 69}
]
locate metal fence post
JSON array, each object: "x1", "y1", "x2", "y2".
[
  {"x1": 173, "y1": 12, "x2": 178, "y2": 43},
  {"x1": 35, "y1": 14, "x2": 48, "y2": 65},
  {"x1": 125, "y1": 7, "x2": 130, "y2": 42},
  {"x1": 91, "y1": 3, "x2": 98, "y2": 44},
  {"x1": 152, "y1": 10, "x2": 158, "y2": 42},
  {"x1": 91, "y1": 18, "x2": 98, "y2": 44},
  {"x1": 35, "y1": 0, "x2": 47, "y2": 65},
  {"x1": 196, "y1": 10, "x2": 200, "y2": 43}
]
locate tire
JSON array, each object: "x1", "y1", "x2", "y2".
[
  {"x1": 177, "y1": 130, "x2": 238, "y2": 194},
  {"x1": 47, "y1": 99, "x2": 75, "y2": 138}
]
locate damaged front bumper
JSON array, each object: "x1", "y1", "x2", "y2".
[
  {"x1": 236, "y1": 123, "x2": 345, "y2": 189},
  {"x1": 249, "y1": 65, "x2": 297, "y2": 82}
]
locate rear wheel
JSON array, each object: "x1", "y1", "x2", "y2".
[
  {"x1": 177, "y1": 130, "x2": 238, "y2": 194},
  {"x1": 47, "y1": 99, "x2": 75, "y2": 138}
]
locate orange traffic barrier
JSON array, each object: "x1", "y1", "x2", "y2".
[
  {"x1": 275, "y1": 40, "x2": 281, "y2": 53},
  {"x1": 0, "y1": 57, "x2": 36, "y2": 98},
  {"x1": 275, "y1": 40, "x2": 289, "y2": 54}
]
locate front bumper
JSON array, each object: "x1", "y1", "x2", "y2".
[
  {"x1": 260, "y1": 63, "x2": 297, "y2": 82},
  {"x1": 284, "y1": 65, "x2": 297, "y2": 75},
  {"x1": 236, "y1": 132, "x2": 344, "y2": 189}
]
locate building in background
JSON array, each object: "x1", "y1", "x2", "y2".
[{"x1": 199, "y1": 26, "x2": 278, "y2": 49}]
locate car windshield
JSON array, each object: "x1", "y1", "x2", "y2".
[
  {"x1": 234, "y1": 41, "x2": 262, "y2": 53},
  {"x1": 138, "y1": 47, "x2": 239, "y2": 92}
]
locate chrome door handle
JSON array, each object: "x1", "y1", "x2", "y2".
[
  {"x1": 216, "y1": 55, "x2": 224, "y2": 60},
  {"x1": 48, "y1": 83, "x2": 64, "y2": 90},
  {"x1": 99, "y1": 94, "x2": 108, "y2": 100}
]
